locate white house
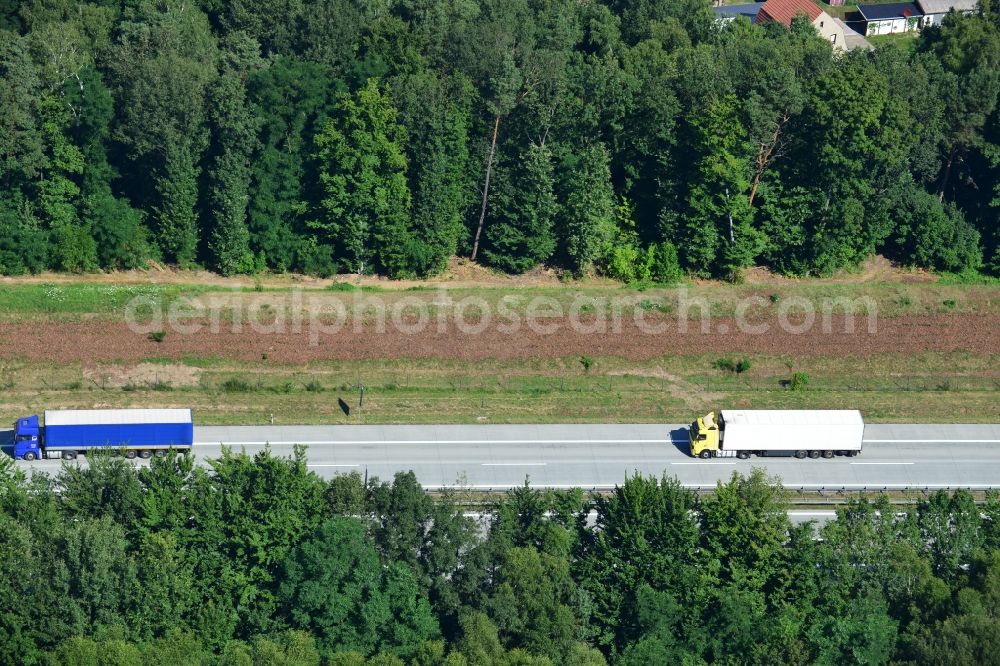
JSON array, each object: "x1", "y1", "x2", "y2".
[{"x1": 915, "y1": 0, "x2": 978, "y2": 26}]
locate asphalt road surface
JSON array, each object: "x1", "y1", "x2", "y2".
[{"x1": 10, "y1": 423, "x2": 1000, "y2": 491}]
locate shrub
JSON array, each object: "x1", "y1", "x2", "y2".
[
  {"x1": 304, "y1": 380, "x2": 324, "y2": 393},
  {"x1": 943, "y1": 299, "x2": 957, "y2": 309},
  {"x1": 714, "y1": 358, "x2": 751, "y2": 374},
  {"x1": 579, "y1": 356, "x2": 593, "y2": 372},
  {"x1": 789, "y1": 372, "x2": 810, "y2": 391},
  {"x1": 887, "y1": 185, "x2": 982, "y2": 272},
  {"x1": 221, "y1": 378, "x2": 253, "y2": 392},
  {"x1": 148, "y1": 330, "x2": 167, "y2": 343},
  {"x1": 647, "y1": 241, "x2": 683, "y2": 284}
]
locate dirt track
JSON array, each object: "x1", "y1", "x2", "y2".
[{"x1": 1, "y1": 313, "x2": 996, "y2": 363}]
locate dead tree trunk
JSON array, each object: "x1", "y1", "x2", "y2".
[
  {"x1": 470, "y1": 113, "x2": 501, "y2": 262},
  {"x1": 938, "y1": 146, "x2": 956, "y2": 202},
  {"x1": 748, "y1": 113, "x2": 788, "y2": 209}
]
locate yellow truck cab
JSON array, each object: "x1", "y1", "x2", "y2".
[{"x1": 689, "y1": 411, "x2": 721, "y2": 458}]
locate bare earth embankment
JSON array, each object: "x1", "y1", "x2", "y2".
[{"x1": 0, "y1": 313, "x2": 997, "y2": 363}]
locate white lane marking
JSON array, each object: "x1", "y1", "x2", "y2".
[
  {"x1": 194, "y1": 439, "x2": 671, "y2": 446},
  {"x1": 481, "y1": 462, "x2": 547, "y2": 467},
  {"x1": 308, "y1": 464, "x2": 360, "y2": 468},
  {"x1": 304, "y1": 459, "x2": 684, "y2": 466},
  {"x1": 851, "y1": 462, "x2": 915, "y2": 465},
  {"x1": 788, "y1": 511, "x2": 837, "y2": 517},
  {"x1": 864, "y1": 439, "x2": 1000, "y2": 443}
]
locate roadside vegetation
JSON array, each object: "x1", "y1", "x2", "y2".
[
  {"x1": 0, "y1": 352, "x2": 995, "y2": 425},
  {"x1": 2, "y1": 451, "x2": 999, "y2": 665}
]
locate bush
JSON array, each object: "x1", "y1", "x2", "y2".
[
  {"x1": 50, "y1": 222, "x2": 98, "y2": 273},
  {"x1": 579, "y1": 356, "x2": 593, "y2": 372},
  {"x1": 0, "y1": 196, "x2": 48, "y2": 275},
  {"x1": 646, "y1": 241, "x2": 683, "y2": 284},
  {"x1": 304, "y1": 380, "x2": 324, "y2": 393},
  {"x1": 789, "y1": 372, "x2": 809, "y2": 391},
  {"x1": 887, "y1": 185, "x2": 982, "y2": 273},
  {"x1": 85, "y1": 191, "x2": 150, "y2": 270},
  {"x1": 714, "y1": 358, "x2": 751, "y2": 374},
  {"x1": 604, "y1": 242, "x2": 644, "y2": 282},
  {"x1": 148, "y1": 330, "x2": 167, "y2": 343},
  {"x1": 221, "y1": 378, "x2": 253, "y2": 392}
]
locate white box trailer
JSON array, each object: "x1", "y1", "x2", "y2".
[{"x1": 689, "y1": 409, "x2": 865, "y2": 459}]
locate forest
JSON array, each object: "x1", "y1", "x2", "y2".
[
  {"x1": 1, "y1": 449, "x2": 1000, "y2": 665},
  {"x1": 2, "y1": 0, "x2": 999, "y2": 280}
]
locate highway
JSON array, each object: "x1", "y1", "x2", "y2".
[{"x1": 10, "y1": 423, "x2": 1000, "y2": 491}]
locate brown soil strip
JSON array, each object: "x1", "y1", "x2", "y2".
[{"x1": 1, "y1": 313, "x2": 996, "y2": 364}]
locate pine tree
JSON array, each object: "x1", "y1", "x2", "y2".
[
  {"x1": 310, "y1": 79, "x2": 412, "y2": 276},
  {"x1": 557, "y1": 142, "x2": 617, "y2": 275},
  {"x1": 206, "y1": 71, "x2": 259, "y2": 275},
  {"x1": 482, "y1": 142, "x2": 557, "y2": 273}
]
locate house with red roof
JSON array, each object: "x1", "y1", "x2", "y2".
[{"x1": 755, "y1": 0, "x2": 848, "y2": 49}]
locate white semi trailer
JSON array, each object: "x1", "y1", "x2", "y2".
[{"x1": 689, "y1": 409, "x2": 865, "y2": 459}]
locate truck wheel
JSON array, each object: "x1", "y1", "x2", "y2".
[
  {"x1": 737, "y1": 451, "x2": 750, "y2": 459},
  {"x1": 822, "y1": 450, "x2": 834, "y2": 459},
  {"x1": 63, "y1": 451, "x2": 77, "y2": 460},
  {"x1": 795, "y1": 450, "x2": 807, "y2": 459},
  {"x1": 699, "y1": 450, "x2": 712, "y2": 459},
  {"x1": 139, "y1": 450, "x2": 153, "y2": 459},
  {"x1": 154, "y1": 450, "x2": 167, "y2": 458},
  {"x1": 125, "y1": 450, "x2": 137, "y2": 459},
  {"x1": 22, "y1": 452, "x2": 35, "y2": 461},
  {"x1": 808, "y1": 450, "x2": 820, "y2": 459}
]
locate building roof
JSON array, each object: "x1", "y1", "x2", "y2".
[
  {"x1": 834, "y1": 17, "x2": 875, "y2": 50},
  {"x1": 916, "y1": 0, "x2": 977, "y2": 13},
  {"x1": 714, "y1": 2, "x2": 766, "y2": 19},
  {"x1": 756, "y1": 0, "x2": 823, "y2": 26},
  {"x1": 857, "y1": 2, "x2": 921, "y2": 20}
]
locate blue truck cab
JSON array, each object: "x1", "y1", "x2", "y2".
[{"x1": 14, "y1": 415, "x2": 42, "y2": 460}]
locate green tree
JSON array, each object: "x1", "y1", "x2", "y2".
[
  {"x1": 188, "y1": 446, "x2": 327, "y2": 638},
  {"x1": 106, "y1": 1, "x2": 217, "y2": 266},
  {"x1": 700, "y1": 469, "x2": 789, "y2": 588},
  {"x1": 485, "y1": 547, "x2": 581, "y2": 662},
  {"x1": 556, "y1": 142, "x2": 617, "y2": 275},
  {"x1": 482, "y1": 142, "x2": 557, "y2": 272},
  {"x1": 682, "y1": 95, "x2": 761, "y2": 276},
  {"x1": 575, "y1": 474, "x2": 701, "y2": 654},
  {"x1": 393, "y1": 70, "x2": 473, "y2": 275},
  {"x1": 278, "y1": 517, "x2": 440, "y2": 659},
  {"x1": 206, "y1": 60, "x2": 260, "y2": 275},
  {"x1": 0, "y1": 194, "x2": 48, "y2": 274},
  {"x1": 246, "y1": 57, "x2": 343, "y2": 272},
  {"x1": 310, "y1": 79, "x2": 413, "y2": 276}
]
